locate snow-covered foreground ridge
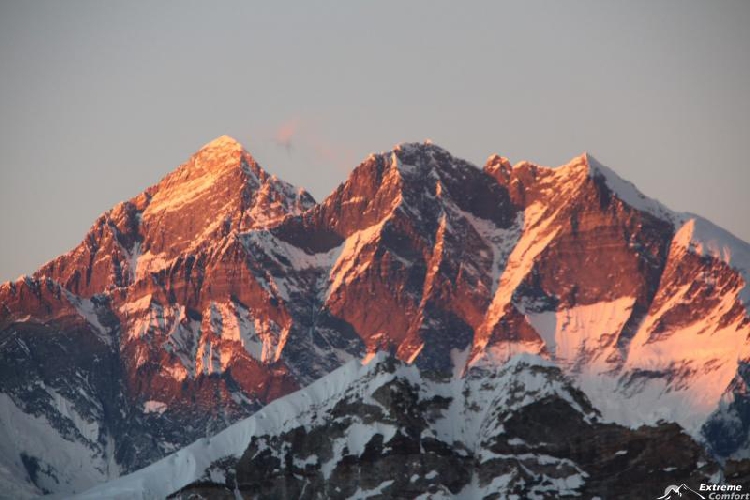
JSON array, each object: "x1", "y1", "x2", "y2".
[
  {"x1": 70, "y1": 355, "x2": 393, "y2": 500},
  {"x1": 73, "y1": 352, "x2": 720, "y2": 499}
]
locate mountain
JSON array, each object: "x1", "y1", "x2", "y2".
[
  {"x1": 72, "y1": 354, "x2": 723, "y2": 500},
  {"x1": 0, "y1": 136, "x2": 317, "y2": 497},
  {"x1": 1, "y1": 136, "x2": 749, "y2": 497}
]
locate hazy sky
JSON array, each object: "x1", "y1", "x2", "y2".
[{"x1": 1, "y1": 1, "x2": 749, "y2": 282}]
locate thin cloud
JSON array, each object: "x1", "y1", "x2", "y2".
[
  {"x1": 271, "y1": 117, "x2": 356, "y2": 173},
  {"x1": 274, "y1": 117, "x2": 300, "y2": 152}
]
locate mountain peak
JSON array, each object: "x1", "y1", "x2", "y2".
[
  {"x1": 486, "y1": 153, "x2": 511, "y2": 167},
  {"x1": 555, "y1": 151, "x2": 592, "y2": 172},
  {"x1": 485, "y1": 154, "x2": 512, "y2": 179},
  {"x1": 393, "y1": 139, "x2": 447, "y2": 153},
  {"x1": 582, "y1": 151, "x2": 601, "y2": 168},
  {"x1": 573, "y1": 151, "x2": 607, "y2": 176},
  {"x1": 583, "y1": 152, "x2": 677, "y2": 224},
  {"x1": 200, "y1": 134, "x2": 245, "y2": 152},
  {"x1": 175, "y1": 135, "x2": 258, "y2": 181}
]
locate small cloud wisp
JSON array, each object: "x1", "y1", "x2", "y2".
[{"x1": 274, "y1": 117, "x2": 300, "y2": 152}]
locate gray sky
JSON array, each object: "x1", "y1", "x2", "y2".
[{"x1": 1, "y1": 1, "x2": 749, "y2": 283}]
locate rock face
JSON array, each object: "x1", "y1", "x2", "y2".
[
  {"x1": 1, "y1": 136, "x2": 749, "y2": 497},
  {"x1": 75, "y1": 355, "x2": 723, "y2": 500}
]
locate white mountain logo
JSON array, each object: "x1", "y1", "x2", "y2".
[{"x1": 657, "y1": 484, "x2": 706, "y2": 499}]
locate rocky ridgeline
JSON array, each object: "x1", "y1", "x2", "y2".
[
  {"x1": 1, "y1": 136, "x2": 749, "y2": 497},
  {"x1": 79, "y1": 354, "x2": 735, "y2": 499}
]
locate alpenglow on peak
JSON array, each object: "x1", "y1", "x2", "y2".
[{"x1": 200, "y1": 134, "x2": 245, "y2": 151}]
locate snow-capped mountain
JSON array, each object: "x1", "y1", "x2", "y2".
[
  {"x1": 1, "y1": 136, "x2": 749, "y2": 497},
  {"x1": 72, "y1": 354, "x2": 722, "y2": 500}
]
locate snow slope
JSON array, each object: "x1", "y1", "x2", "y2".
[
  {"x1": 70, "y1": 354, "x2": 399, "y2": 499},
  {"x1": 72, "y1": 352, "x2": 596, "y2": 499},
  {"x1": 73, "y1": 351, "x2": 717, "y2": 499}
]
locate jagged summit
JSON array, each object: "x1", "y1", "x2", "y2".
[
  {"x1": 379, "y1": 140, "x2": 505, "y2": 197},
  {"x1": 581, "y1": 151, "x2": 600, "y2": 168},
  {"x1": 485, "y1": 153, "x2": 511, "y2": 168},
  {"x1": 584, "y1": 152, "x2": 679, "y2": 225},
  {"x1": 28, "y1": 134, "x2": 314, "y2": 296},
  {"x1": 392, "y1": 139, "x2": 449, "y2": 153},
  {"x1": 485, "y1": 151, "x2": 601, "y2": 174}
]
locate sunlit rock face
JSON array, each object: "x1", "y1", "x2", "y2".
[{"x1": 1, "y1": 137, "x2": 748, "y2": 497}]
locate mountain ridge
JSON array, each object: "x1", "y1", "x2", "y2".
[
  {"x1": 1, "y1": 135, "x2": 749, "y2": 497},
  {"x1": 71, "y1": 353, "x2": 723, "y2": 499}
]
